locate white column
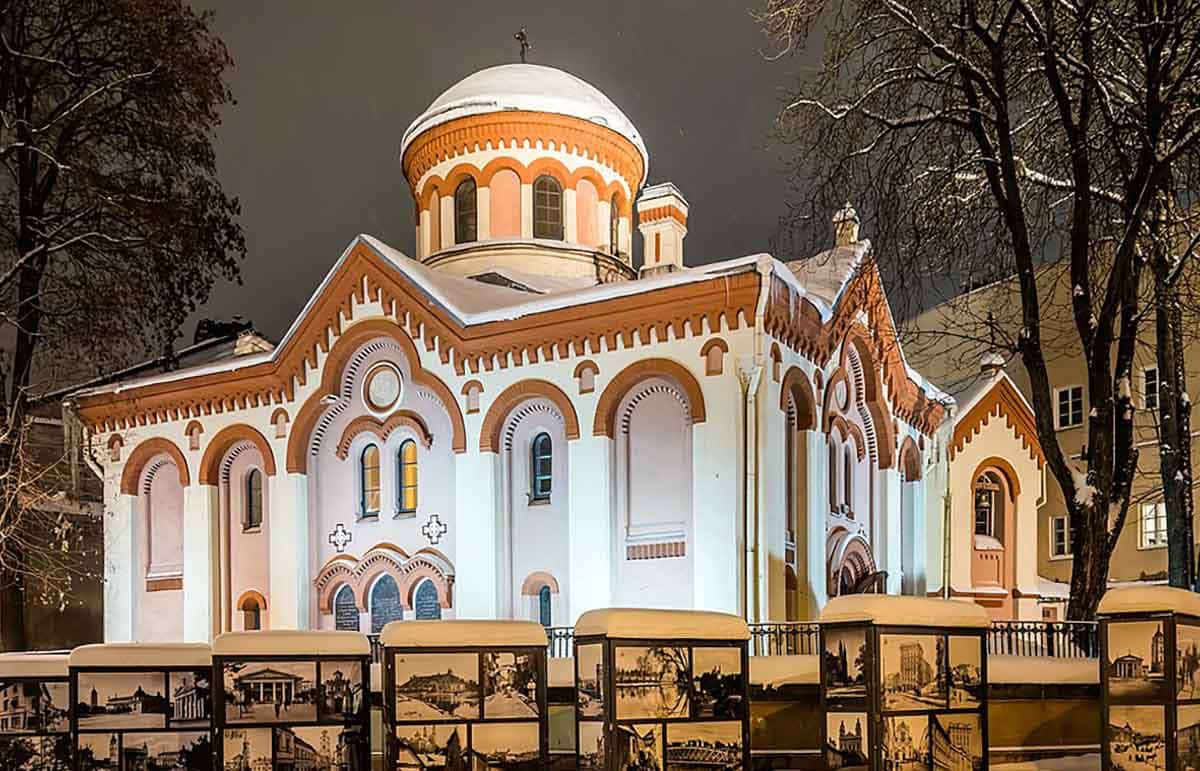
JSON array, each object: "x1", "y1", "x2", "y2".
[
  {"x1": 520, "y1": 184, "x2": 534, "y2": 238},
  {"x1": 598, "y1": 200, "x2": 613, "y2": 252},
  {"x1": 105, "y1": 491, "x2": 138, "y2": 642},
  {"x1": 269, "y1": 472, "x2": 310, "y2": 629},
  {"x1": 911, "y1": 476, "x2": 928, "y2": 596},
  {"x1": 568, "y1": 435, "x2": 612, "y2": 623},
  {"x1": 693, "y1": 378, "x2": 742, "y2": 615},
  {"x1": 477, "y1": 186, "x2": 492, "y2": 240},
  {"x1": 805, "y1": 431, "x2": 829, "y2": 615},
  {"x1": 182, "y1": 484, "x2": 218, "y2": 642},
  {"x1": 454, "y1": 450, "x2": 498, "y2": 618},
  {"x1": 418, "y1": 209, "x2": 430, "y2": 259},
  {"x1": 877, "y1": 466, "x2": 903, "y2": 594},
  {"x1": 440, "y1": 196, "x2": 455, "y2": 248},
  {"x1": 564, "y1": 188, "x2": 578, "y2": 243}
]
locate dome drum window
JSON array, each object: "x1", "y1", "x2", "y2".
[
  {"x1": 454, "y1": 178, "x2": 477, "y2": 244},
  {"x1": 533, "y1": 175, "x2": 564, "y2": 240},
  {"x1": 243, "y1": 468, "x2": 263, "y2": 531},
  {"x1": 530, "y1": 432, "x2": 553, "y2": 503}
]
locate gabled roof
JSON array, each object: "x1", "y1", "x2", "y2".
[{"x1": 950, "y1": 369, "x2": 1044, "y2": 467}]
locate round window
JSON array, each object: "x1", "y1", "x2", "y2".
[{"x1": 364, "y1": 364, "x2": 402, "y2": 412}]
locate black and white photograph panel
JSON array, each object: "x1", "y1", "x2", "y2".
[
  {"x1": 1178, "y1": 704, "x2": 1200, "y2": 771},
  {"x1": 665, "y1": 721, "x2": 742, "y2": 771},
  {"x1": 483, "y1": 652, "x2": 539, "y2": 719},
  {"x1": 1179, "y1": 624, "x2": 1200, "y2": 701},
  {"x1": 948, "y1": 637, "x2": 983, "y2": 709},
  {"x1": 614, "y1": 646, "x2": 689, "y2": 720},
  {"x1": 576, "y1": 645, "x2": 604, "y2": 720},
  {"x1": 0, "y1": 680, "x2": 69, "y2": 734},
  {"x1": 823, "y1": 627, "x2": 868, "y2": 701},
  {"x1": 394, "y1": 723, "x2": 468, "y2": 771},
  {"x1": 931, "y1": 713, "x2": 983, "y2": 771},
  {"x1": 469, "y1": 720, "x2": 541, "y2": 771},
  {"x1": 75, "y1": 672, "x2": 169, "y2": 729},
  {"x1": 1108, "y1": 705, "x2": 1166, "y2": 771},
  {"x1": 1105, "y1": 621, "x2": 1170, "y2": 704},
  {"x1": 168, "y1": 670, "x2": 211, "y2": 727},
  {"x1": 223, "y1": 726, "x2": 272, "y2": 771},
  {"x1": 824, "y1": 712, "x2": 869, "y2": 771},
  {"x1": 76, "y1": 732, "x2": 118, "y2": 771},
  {"x1": 280, "y1": 724, "x2": 362, "y2": 771},
  {"x1": 317, "y1": 660, "x2": 364, "y2": 723},
  {"x1": 881, "y1": 715, "x2": 930, "y2": 771},
  {"x1": 615, "y1": 723, "x2": 662, "y2": 771},
  {"x1": 0, "y1": 734, "x2": 70, "y2": 771},
  {"x1": 880, "y1": 634, "x2": 947, "y2": 711},
  {"x1": 578, "y1": 722, "x2": 605, "y2": 770},
  {"x1": 223, "y1": 659, "x2": 318, "y2": 724},
  {"x1": 393, "y1": 653, "x2": 480, "y2": 721},
  {"x1": 691, "y1": 647, "x2": 743, "y2": 720},
  {"x1": 117, "y1": 731, "x2": 211, "y2": 771}
]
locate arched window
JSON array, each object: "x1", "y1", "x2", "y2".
[
  {"x1": 370, "y1": 574, "x2": 403, "y2": 633},
  {"x1": 334, "y1": 585, "x2": 360, "y2": 632},
  {"x1": 397, "y1": 439, "x2": 418, "y2": 515},
  {"x1": 241, "y1": 596, "x2": 262, "y2": 631},
  {"x1": 244, "y1": 468, "x2": 263, "y2": 530},
  {"x1": 360, "y1": 444, "x2": 381, "y2": 517},
  {"x1": 454, "y1": 178, "x2": 477, "y2": 243},
  {"x1": 828, "y1": 441, "x2": 839, "y2": 509},
  {"x1": 610, "y1": 194, "x2": 620, "y2": 255},
  {"x1": 429, "y1": 187, "x2": 441, "y2": 252},
  {"x1": 843, "y1": 445, "x2": 854, "y2": 516},
  {"x1": 413, "y1": 579, "x2": 442, "y2": 620},
  {"x1": 538, "y1": 585, "x2": 552, "y2": 627},
  {"x1": 974, "y1": 472, "x2": 1002, "y2": 538},
  {"x1": 533, "y1": 176, "x2": 563, "y2": 239},
  {"x1": 531, "y1": 432, "x2": 552, "y2": 502}
]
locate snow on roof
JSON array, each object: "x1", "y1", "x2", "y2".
[
  {"x1": 548, "y1": 657, "x2": 574, "y2": 688},
  {"x1": 69, "y1": 643, "x2": 211, "y2": 669},
  {"x1": 819, "y1": 595, "x2": 992, "y2": 628},
  {"x1": 380, "y1": 620, "x2": 547, "y2": 648},
  {"x1": 466, "y1": 264, "x2": 600, "y2": 295},
  {"x1": 575, "y1": 608, "x2": 750, "y2": 641},
  {"x1": 988, "y1": 655, "x2": 1098, "y2": 685},
  {"x1": 401, "y1": 64, "x2": 648, "y2": 179},
  {"x1": 749, "y1": 654, "x2": 818, "y2": 687},
  {"x1": 212, "y1": 630, "x2": 370, "y2": 657},
  {"x1": 786, "y1": 242, "x2": 868, "y2": 308},
  {"x1": 1098, "y1": 585, "x2": 1200, "y2": 617},
  {"x1": 0, "y1": 652, "x2": 69, "y2": 678}
]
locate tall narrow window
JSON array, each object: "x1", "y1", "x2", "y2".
[
  {"x1": 1056, "y1": 385, "x2": 1084, "y2": 428},
  {"x1": 397, "y1": 439, "x2": 418, "y2": 515},
  {"x1": 241, "y1": 596, "x2": 261, "y2": 631},
  {"x1": 1140, "y1": 502, "x2": 1168, "y2": 548},
  {"x1": 610, "y1": 195, "x2": 620, "y2": 255},
  {"x1": 974, "y1": 473, "x2": 1000, "y2": 537},
  {"x1": 1144, "y1": 367, "x2": 1160, "y2": 411},
  {"x1": 533, "y1": 176, "x2": 563, "y2": 239},
  {"x1": 828, "y1": 441, "x2": 839, "y2": 509},
  {"x1": 1050, "y1": 515, "x2": 1072, "y2": 558},
  {"x1": 531, "y1": 432, "x2": 552, "y2": 502},
  {"x1": 843, "y1": 445, "x2": 853, "y2": 516},
  {"x1": 454, "y1": 178, "x2": 477, "y2": 243},
  {"x1": 538, "y1": 585, "x2": 552, "y2": 627},
  {"x1": 244, "y1": 468, "x2": 263, "y2": 530},
  {"x1": 360, "y1": 444, "x2": 381, "y2": 517}
]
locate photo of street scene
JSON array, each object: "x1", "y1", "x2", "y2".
[
  {"x1": 578, "y1": 722, "x2": 604, "y2": 770},
  {"x1": 223, "y1": 660, "x2": 317, "y2": 723},
  {"x1": 615, "y1": 723, "x2": 662, "y2": 771},
  {"x1": 615, "y1": 646, "x2": 688, "y2": 720},
  {"x1": 691, "y1": 647, "x2": 743, "y2": 719},
  {"x1": 394, "y1": 723, "x2": 467, "y2": 771},
  {"x1": 882, "y1": 715, "x2": 930, "y2": 771},
  {"x1": 1178, "y1": 704, "x2": 1200, "y2": 771},
  {"x1": 665, "y1": 721, "x2": 742, "y2": 771},
  {"x1": 483, "y1": 652, "x2": 538, "y2": 719},
  {"x1": 1108, "y1": 705, "x2": 1165, "y2": 771},
  {"x1": 880, "y1": 635, "x2": 946, "y2": 711},
  {"x1": 223, "y1": 726, "x2": 272, "y2": 771},
  {"x1": 469, "y1": 721, "x2": 540, "y2": 771},
  {"x1": 1179, "y1": 625, "x2": 1200, "y2": 701},
  {"x1": 932, "y1": 713, "x2": 983, "y2": 771},
  {"x1": 76, "y1": 673, "x2": 169, "y2": 729},
  {"x1": 824, "y1": 628, "x2": 868, "y2": 701},
  {"x1": 577, "y1": 645, "x2": 604, "y2": 719},
  {"x1": 0, "y1": 734, "x2": 70, "y2": 770},
  {"x1": 169, "y1": 670, "x2": 211, "y2": 728},
  {"x1": 317, "y1": 660, "x2": 364, "y2": 723},
  {"x1": 825, "y1": 712, "x2": 868, "y2": 771},
  {"x1": 394, "y1": 653, "x2": 480, "y2": 721},
  {"x1": 117, "y1": 731, "x2": 211, "y2": 771},
  {"x1": 948, "y1": 637, "x2": 983, "y2": 708},
  {"x1": 76, "y1": 733, "x2": 117, "y2": 771},
  {"x1": 1106, "y1": 622, "x2": 1169, "y2": 704},
  {"x1": 0, "y1": 680, "x2": 68, "y2": 734},
  {"x1": 279, "y1": 724, "x2": 360, "y2": 771}
]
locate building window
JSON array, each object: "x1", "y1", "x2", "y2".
[
  {"x1": 397, "y1": 439, "x2": 418, "y2": 515},
  {"x1": 369, "y1": 574, "x2": 403, "y2": 633},
  {"x1": 360, "y1": 444, "x2": 381, "y2": 517},
  {"x1": 244, "y1": 468, "x2": 263, "y2": 530},
  {"x1": 1140, "y1": 502, "x2": 1168, "y2": 549},
  {"x1": 974, "y1": 473, "x2": 1001, "y2": 537},
  {"x1": 533, "y1": 175, "x2": 563, "y2": 240},
  {"x1": 610, "y1": 195, "x2": 620, "y2": 255},
  {"x1": 454, "y1": 178, "x2": 477, "y2": 243},
  {"x1": 413, "y1": 579, "x2": 442, "y2": 620},
  {"x1": 1055, "y1": 386, "x2": 1084, "y2": 429},
  {"x1": 538, "y1": 585, "x2": 552, "y2": 627},
  {"x1": 334, "y1": 585, "x2": 360, "y2": 631},
  {"x1": 1143, "y1": 367, "x2": 1160, "y2": 411},
  {"x1": 828, "y1": 441, "x2": 839, "y2": 509},
  {"x1": 241, "y1": 596, "x2": 261, "y2": 631},
  {"x1": 531, "y1": 432, "x2": 552, "y2": 502},
  {"x1": 1051, "y1": 515, "x2": 1072, "y2": 558},
  {"x1": 842, "y1": 445, "x2": 853, "y2": 516}
]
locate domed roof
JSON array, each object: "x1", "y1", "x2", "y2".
[{"x1": 401, "y1": 63, "x2": 648, "y2": 177}]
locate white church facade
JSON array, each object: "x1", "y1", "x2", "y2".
[{"x1": 71, "y1": 63, "x2": 1061, "y2": 644}]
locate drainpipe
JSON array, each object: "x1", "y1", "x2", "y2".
[
  {"x1": 941, "y1": 404, "x2": 956, "y2": 599},
  {"x1": 741, "y1": 257, "x2": 772, "y2": 622}
]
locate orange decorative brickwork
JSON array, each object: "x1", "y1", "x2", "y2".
[
  {"x1": 952, "y1": 377, "x2": 1044, "y2": 467},
  {"x1": 335, "y1": 410, "x2": 434, "y2": 459},
  {"x1": 120, "y1": 437, "x2": 189, "y2": 496},
  {"x1": 592, "y1": 358, "x2": 707, "y2": 438},
  {"x1": 478, "y1": 379, "x2": 581, "y2": 453},
  {"x1": 198, "y1": 424, "x2": 277, "y2": 485}
]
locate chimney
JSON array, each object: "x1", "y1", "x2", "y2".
[
  {"x1": 833, "y1": 202, "x2": 860, "y2": 247},
  {"x1": 637, "y1": 182, "x2": 689, "y2": 278}
]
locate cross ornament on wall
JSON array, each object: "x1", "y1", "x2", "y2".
[
  {"x1": 328, "y1": 523, "x2": 352, "y2": 553},
  {"x1": 421, "y1": 513, "x2": 448, "y2": 545}
]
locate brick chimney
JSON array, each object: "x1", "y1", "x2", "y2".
[
  {"x1": 833, "y1": 202, "x2": 860, "y2": 247},
  {"x1": 637, "y1": 182, "x2": 689, "y2": 278}
]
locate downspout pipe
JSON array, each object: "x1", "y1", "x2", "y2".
[
  {"x1": 741, "y1": 257, "x2": 773, "y2": 623},
  {"x1": 941, "y1": 403, "x2": 957, "y2": 600}
]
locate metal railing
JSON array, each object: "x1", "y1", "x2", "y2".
[{"x1": 749, "y1": 622, "x2": 821, "y2": 656}]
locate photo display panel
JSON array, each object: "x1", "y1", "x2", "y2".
[
  {"x1": 73, "y1": 667, "x2": 214, "y2": 771},
  {"x1": 388, "y1": 647, "x2": 548, "y2": 771},
  {"x1": 0, "y1": 673, "x2": 70, "y2": 771}
]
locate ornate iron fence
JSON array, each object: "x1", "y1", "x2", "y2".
[{"x1": 748, "y1": 622, "x2": 821, "y2": 656}]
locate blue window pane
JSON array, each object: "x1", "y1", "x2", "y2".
[{"x1": 538, "y1": 585, "x2": 552, "y2": 627}]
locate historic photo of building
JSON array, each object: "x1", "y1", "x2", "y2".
[
  {"x1": 931, "y1": 714, "x2": 982, "y2": 771},
  {"x1": 317, "y1": 661, "x2": 363, "y2": 723},
  {"x1": 469, "y1": 722, "x2": 541, "y2": 771},
  {"x1": 881, "y1": 635, "x2": 946, "y2": 711},
  {"x1": 615, "y1": 647, "x2": 689, "y2": 720},
  {"x1": 223, "y1": 727, "x2": 272, "y2": 771},
  {"x1": 882, "y1": 715, "x2": 929, "y2": 771},
  {"x1": 1106, "y1": 622, "x2": 1169, "y2": 703},
  {"x1": 394, "y1": 653, "x2": 480, "y2": 721},
  {"x1": 664, "y1": 721, "x2": 742, "y2": 771},
  {"x1": 279, "y1": 724, "x2": 355, "y2": 771},
  {"x1": 223, "y1": 660, "x2": 317, "y2": 724},
  {"x1": 76, "y1": 732, "x2": 117, "y2": 771},
  {"x1": 825, "y1": 712, "x2": 868, "y2": 771},
  {"x1": 118, "y1": 731, "x2": 211, "y2": 771},
  {"x1": 0, "y1": 680, "x2": 68, "y2": 734},
  {"x1": 76, "y1": 673, "x2": 169, "y2": 730},
  {"x1": 1109, "y1": 705, "x2": 1166, "y2": 771},
  {"x1": 0, "y1": 734, "x2": 71, "y2": 771},
  {"x1": 169, "y1": 671, "x2": 211, "y2": 727},
  {"x1": 948, "y1": 638, "x2": 982, "y2": 708},
  {"x1": 394, "y1": 723, "x2": 468, "y2": 771},
  {"x1": 578, "y1": 722, "x2": 605, "y2": 771},
  {"x1": 824, "y1": 628, "x2": 868, "y2": 701},
  {"x1": 482, "y1": 652, "x2": 538, "y2": 719},
  {"x1": 1179, "y1": 705, "x2": 1200, "y2": 771},
  {"x1": 615, "y1": 723, "x2": 662, "y2": 771},
  {"x1": 577, "y1": 646, "x2": 604, "y2": 720},
  {"x1": 690, "y1": 648, "x2": 742, "y2": 720},
  {"x1": 1179, "y1": 625, "x2": 1200, "y2": 701}
]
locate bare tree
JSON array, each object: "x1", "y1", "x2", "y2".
[
  {"x1": 757, "y1": 0, "x2": 1200, "y2": 617},
  {"x1": 0, "y1": 0, "x2": 245, "y2": 648}
]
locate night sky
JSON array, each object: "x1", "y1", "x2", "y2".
[{"x1": 193, "y1": 1, "x2": 804, "y2": 341}]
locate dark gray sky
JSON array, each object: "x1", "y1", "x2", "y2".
[{"x1": 193, "y1": 1, "x2": 802, "y2": 341}]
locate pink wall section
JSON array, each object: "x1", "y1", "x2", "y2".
[
  {"x1": 489, "y1": 169, "x2": 521, "y2": 238},
  {"x1": 137, "y1": 458, "x2": 184, "y2": 641},
  {"x1": 224, "y1": 447, "x2": 270, "y2": 630},
  {"x1": 576, "y1": 179, "x2": 598, "y2": 246}
]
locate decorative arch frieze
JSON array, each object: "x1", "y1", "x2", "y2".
[
  {"x1": 780, "y1": 366, "x2": 817, "y2": 431},
  {"x1": 971, "y1": 455, "x2": 1022, "y2": 498},
  {"x1": 828, "y1": 415, "x2": 867, "y2": 461},
  {"x1": 236, "y1": 589, "x2": 268, "y2": 611},
  {"x1": 593, "y1": 358, "x2": 706, "y2": 438},
  {"x1": 479, "y1": 379, "x2": 581, "y2": 453},
  {"x1": 120, "y1": 437, "x2": 190, "y2": 496},
  {"x1": 335, "y1": 411, "x2": 434, "y2": 459},
  {"x1": 520, "y1": 571, "x2": 561, "y2": 595},
  {"x1": 198, "y1": 424, "x2": 277, "y2": 486},
  {"x1": 314, "y1": 544, "x2": 455, "y2": 613}
]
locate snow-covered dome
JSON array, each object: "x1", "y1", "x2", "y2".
[{"x1": 401, "y1": 63, "x2": 648, "y2": 173}]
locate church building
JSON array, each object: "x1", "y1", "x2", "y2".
[{"x1": 70, "y1": 63, "x2": 1054, "y2": 643}]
